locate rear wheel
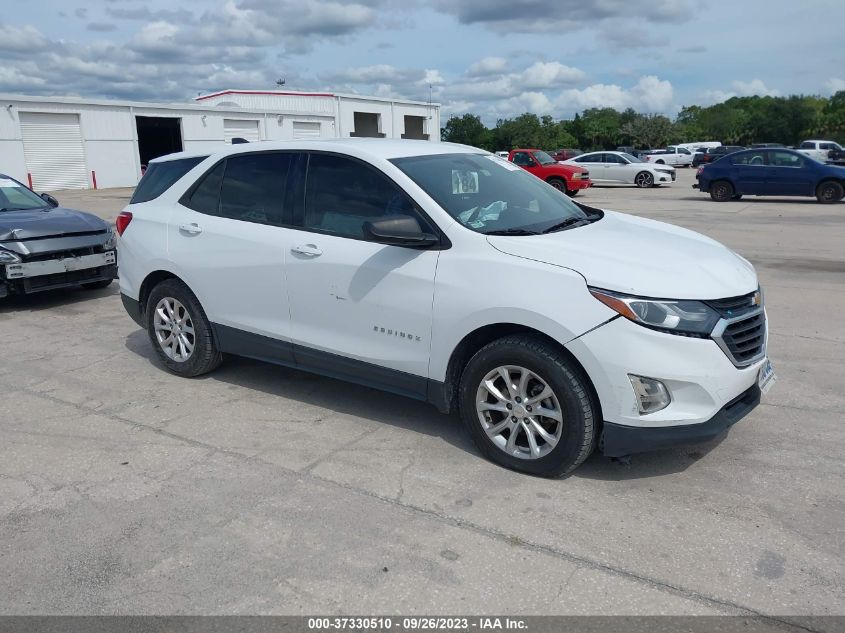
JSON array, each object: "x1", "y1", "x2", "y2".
[
  {"x1": 634, "y1": 171, "x2": 654, "y2": 188},
  {"x1": 459, "y1": 335, "x2": 596, "y2": 477},
  {"x1": 146, "y1": 279, "x2": 222, "y2": 377},
  {"x1": 710, "y1": 180, "x2": 735, "y2": 202},
  {"x1": 547, "y1": 177, "x2": 567, "y2": 192},
  {"x1": 816, "y1": 181, "x2": 844, "y2": 204}
]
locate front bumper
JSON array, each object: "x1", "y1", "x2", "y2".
[
  {"x1": 570, "y1": 178, "x2": 592, "y2": 190},
  {"x1": 602, "y1": 384, "x2": 760, "y2": 457},
  {"x1": 2, "y1": 253, "x2": 117, "y2": 295},
  {"x1": 565, "y1": 316, "x2": 767, "y2": 452}
]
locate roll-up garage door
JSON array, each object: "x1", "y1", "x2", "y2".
[
  {"x1": 19, "y1": 112, "x2": 88, "y2": 190},
  {"x1": 224, "y1": 119, "x2": 260, "y2": 143},
  {"x1": 292, "y1": 121, "x2": 322, "y2": 139}
]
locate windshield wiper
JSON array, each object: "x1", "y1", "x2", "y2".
[
  {"x1": 541, "y1": 217, "x2": 592, "y2": 233},
  {"x1": 483, "y1": 228, "x2": 539, "y2": 236}
]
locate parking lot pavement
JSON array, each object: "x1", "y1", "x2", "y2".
[{"x1": 2, "y1": 170, "x2": 843, "y2": 616}]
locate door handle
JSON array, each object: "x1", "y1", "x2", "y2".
[
  {"x1": 291, "y1": 244, "x2": 322, "y2": 257},
  {"x1": 178, "y1": 223, "x2": 203, "y2": 235}
]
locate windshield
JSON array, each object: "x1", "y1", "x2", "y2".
[
  {"x1": 533, "y1": 150, "x2": 557, "y2": 165},
  {"x1": 619, "y1": 152, "x2": 642, "y2": 163},
  {"x1": 391, "y1": 153, "x2": 592, "y2": 235},
  {"x1": 0, "y1": 177, "x2": 49, "y2": 211}
]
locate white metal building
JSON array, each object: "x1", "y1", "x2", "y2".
[{"x1": 0, "y1": 90, "x2": 440, "y2": 190}]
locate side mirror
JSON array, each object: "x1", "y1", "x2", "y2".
[
  {"x1": 40, "y1": 193, "x2": 59, "y2": 208},
  {"x1": 363, "y1": 215, "x2": 438, "y2": 248}
]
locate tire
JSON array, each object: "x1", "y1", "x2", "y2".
[
  {"x1": 655, "y1": 159, "x2": 665, "y2": 164},
  {"x1": 565, "y1": 189, "x2": 579, "y2": 197},
  {"x1": 458, "y1": 335, "x2": 596, "y2": 477},
  {"x1": 816, "y1": 180, "x2": 844, "y2": 204},
  {"x1": 81, "y1": 279, "x2": 113, "y2": 290},
  {"x1": 145, "y1": 278, "x2": 222, "y2": 377},
  {"x1": 709, "y1": 180, "x2": 735, "y2": 202},
  {"x1": 546, "y1": 177, "x2": 567, "y2": 192},
  {"x1": 634, "y1": 171, "x2": 654, "y2": 188}
]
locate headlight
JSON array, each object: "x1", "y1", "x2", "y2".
[
  {"x1": 103, "y1": 228, "x2": 117, "y2": 250},
  {"x1": 589, "y1": 288, "x2": 721, "y2": 336},
  {"x1": 0, "y1": 248, "x2": 21, "y2": 264}
]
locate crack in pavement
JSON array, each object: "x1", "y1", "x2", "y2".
[{"x1": 8, "y1": 385, "x2": 827, "y2": 629}]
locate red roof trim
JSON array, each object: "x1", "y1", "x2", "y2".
[{"x1": 195, "y1": 90, "x2": 335, "y2": 101}]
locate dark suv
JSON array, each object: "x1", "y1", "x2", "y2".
[{"x1": 692, "y1": 146, "x2": 746, "y2": 167}]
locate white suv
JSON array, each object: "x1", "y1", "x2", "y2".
[{"x1": 117, "y1": 139, "x2": 774, "y2": 477}]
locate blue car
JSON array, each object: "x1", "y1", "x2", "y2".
[{"x1": 695, "y1": 148, "x2": 845, "y2": 203}]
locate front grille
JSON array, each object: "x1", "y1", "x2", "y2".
[
  {"x1": 22, "y1": 244, "x2": 107, "y2": 263},
  {"x1": 706, "y1": 291, "x2": 759, "y2": 318},
  {"x1": 713, "y1": 310, "x2": 766, "y2": 367}
]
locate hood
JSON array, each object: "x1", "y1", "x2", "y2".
[
  {"x1": 0, "y1": 206, "x2": 109, "y2": 241},
  {"x1": 486, "y1": 210, "x2": 757, "y2": 300},
  {"x1": 546, "y1": 163, "x2": 586, "y2": 175}
]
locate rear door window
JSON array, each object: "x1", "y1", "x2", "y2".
[
  {"x1": 731, "y1": 152, "x2": 766, "y2": 166},
  {"x1": 131, "y1": 156, "x2": 207, "y2": 203},
  {"x1": 769, "y1": 151, "x2": 804, "y2": 167},
  {"x1": 184, "y1": 162, "x2": 225, "y2": 215},
  {"x1": 218, "y1": 153, "x2": 293, "y2": 226}
]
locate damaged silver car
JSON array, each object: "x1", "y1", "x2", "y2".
[{"x1": 0, "y1": 174, "x2": 116, "y2": 299}]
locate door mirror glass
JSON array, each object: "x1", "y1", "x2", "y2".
[
  {"x1": 40, "y1": 193, "x2": 59, "y2": 207},
  {"x1": 363, "y1": 214, "x2": 437, "y2": 247}
]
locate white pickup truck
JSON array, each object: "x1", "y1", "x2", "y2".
[
  {"x1": 642, "y1": 146, "x2": 694, "y2": 167},
  {"x1": 796, "y1": 140, "x2": 845, "y2": 164}
]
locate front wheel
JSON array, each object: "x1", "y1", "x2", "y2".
[
  {"x1": 146, "y1": 279, "x2": 222, "y2": 377},
  {"x1": 634, "y1": 171, "x2": 654, "y2": 188},
  {"x1": 459, "y1": 335, "x2": 596, "y2": 477},
  {"x1": 547, "y1": 177, "x2": 567, "y2": 192},
  {"x1": 709, "y1": 180, "x2": 735, "y2": 202},
  {"x1": 816, "y1": 181, "x2": 844, "y2": 204}
]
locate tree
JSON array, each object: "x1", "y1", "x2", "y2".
[
  {"x1": 441, "y1": 114, "x2": 491, "y2": 149},
  {"x1": 620, "y1": 114, "x2": 674, "y2": 149}
]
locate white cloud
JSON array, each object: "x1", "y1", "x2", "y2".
[
  {"x1": 826, "y1": 78, "x2": 845, "y2": 94},
  {"x1": 731, "y1": 79, "x2": 779, "y2": 97},
  {"x1": 701, "y1": 78, "x2": 780, "y2": 104},
  {"x1": 521, "y1": 61, "x2": 585, "y2": 90},
  {"x1": 467, "y1": 56, "x2": 508, "y2": 77},
  {"x1": 554, "y1": 76, "x2": 674, "y2": 114}
]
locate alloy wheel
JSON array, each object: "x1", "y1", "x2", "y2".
[
  {"x1": 635, "y1": 172, "x2": 653, "y2": 188},
  {"x1": 475, "y1": 365, "x2": 564, "y2": 460},
  {"x1": 153, "y1": 297, "x2": 195, "y2": 362}
]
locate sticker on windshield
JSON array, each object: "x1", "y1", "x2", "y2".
[
  {"x1": 486, "y1": 155, "x2": 521, "y2": 171},
  {"x1": 452, "y1": 170, "x2": 479, "y2": 194},
  {"x1": 0, "y1": 179, "x2": 22, "y2": 188}
]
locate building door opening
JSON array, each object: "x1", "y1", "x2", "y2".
[
  {"x1": 350, "y1": 112, "x2": 384, "y2": 138},
  {"x1": 136, "y1": 116, "x2": 183, "y2": 170},
  {"x1": 401, "y1": 115, "x2": 428, "y2": 140}
]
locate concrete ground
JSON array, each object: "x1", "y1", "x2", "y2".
[{"x1": 1, "y1": 170, "x2": 843, "y2": 617}]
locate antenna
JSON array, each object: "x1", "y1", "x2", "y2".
[{"x1": 276, "y1": 78, "x2": 286, "y2": 88}]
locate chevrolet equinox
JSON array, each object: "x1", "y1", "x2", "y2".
[{"x1": 118, "y1": 139, "x2": 775, "y2": 477}]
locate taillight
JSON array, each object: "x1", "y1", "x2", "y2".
[
  {"x1": 697, "y1": 167, "x2": 704, "y2": 176},
  {"x1": 116, "y1": 211, "x2": 133, "y2": 236}
]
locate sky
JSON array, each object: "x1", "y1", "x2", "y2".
[{"x1": 2, "y1": 0, "x2": 844, "y2": 123}]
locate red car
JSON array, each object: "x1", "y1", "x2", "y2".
[{"x1": 508, "y1": 149, "x2": 591, "y2": 196}]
